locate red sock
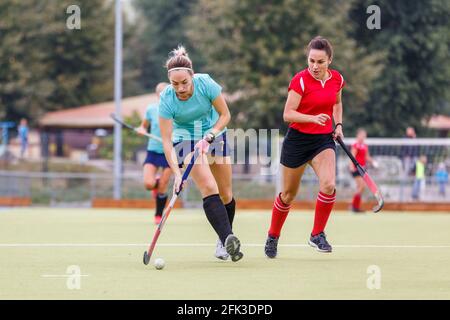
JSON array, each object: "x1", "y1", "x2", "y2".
[
  {"x1": 352, "y1": 193, "x2": 361, "y2": 209},
  {"x1": 268, "y1": 193, "x2": 291, "y2": 238},
  {"x1": 312, "y1": 191, "x2": 336, "y2": 236}
]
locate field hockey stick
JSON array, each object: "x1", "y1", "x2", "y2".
[
  {"x1": 143, "y1": 147, "x2": 200, "y2": 265},
  {"x1": 110, "y1": 113, "x2": 163, "y2": 142},
  {"x1": 336, "y1": 136, "x2": 384, "y2": 213}
]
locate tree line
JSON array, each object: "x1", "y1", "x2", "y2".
[{"x1": 0, "y1": 0, "x2": 449, "y2": 137}]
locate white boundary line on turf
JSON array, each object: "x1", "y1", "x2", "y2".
[
  {"x1": 41, "y1": 275, "x2": 90, "y2": 278},
  {"x1": 1, "y1": 243, "x2": 450, "y2": 248}
]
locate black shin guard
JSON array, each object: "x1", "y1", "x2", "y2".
[
  {"x1": 224, "y1": 198, "x2": 236, "y2": 228},
  {"x1": 155, "y1": 193, "x2": 168, "y2": 217},
  {"x1": 203, "y1": 194, "x2": 232, "y2": 244}
]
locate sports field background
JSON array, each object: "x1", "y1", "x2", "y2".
[{"x1": 0, "y1": 208, "x2": 449, "y2": 300}]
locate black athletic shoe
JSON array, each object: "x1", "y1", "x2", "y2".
[
  {"x1": 264, "y1": 235, "x2": 279, "y2": 259},
  {"x1": 309, "y1": 232, "x2": 332, "y2": 253},
  {"x1": 225, "y1": 234, "x2": 244, "y2": 262}
]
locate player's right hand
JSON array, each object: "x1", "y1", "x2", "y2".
[{"x1": 310, "y1": 113, "x2": 331, "y2": 126}]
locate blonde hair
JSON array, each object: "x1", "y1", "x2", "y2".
[{"x1": 165, "y1": 45, "x2": 194, "y2": 74}]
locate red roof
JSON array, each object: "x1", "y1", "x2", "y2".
[
  {"x1": 427, "y1": 115, "x2": 450, "y2": 130},
  {"x1": 39, "y1": 94, "x2": 158, "y2": 128}
]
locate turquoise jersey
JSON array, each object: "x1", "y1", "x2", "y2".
[
  {"x1": 159, "y1": 73, "x2": 226, "y2": 143},
  {"x1": 145, "y1": 103, "x2": 164, "y2": 153}
]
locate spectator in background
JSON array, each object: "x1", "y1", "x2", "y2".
[
  {"x1": 401, "y1": 126, "x2": 420, "y2": 177},
  {"x1": 405, "y1": 127, "x2": 416, "y2": 139},
  {"x1": 435, "y1": 162, "x2": 448, "y2": 197},
  {"x1": 18, "y1": 118, "x2": 29, "y2": 159},
  {"x1": 412, "y1": 155, "x2": 427, "y2": 200}
]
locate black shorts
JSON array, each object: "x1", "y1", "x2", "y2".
[
  {"x1": 351, "y1": 170, "x2": 360, "y2": 178},
  {"x1": 351, "y1": 166, "x2": 366, "y2": 178},
  {"x1": 280, "y1": 128, "x2": 336, "y2": 168}
]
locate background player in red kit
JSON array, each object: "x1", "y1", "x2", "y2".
[
  {"x1": 265, "y1": 36, "x2": 345, "y2": 257},
  {"x1": 350, "y1": 128, "x2": 377, "y2": 213}
]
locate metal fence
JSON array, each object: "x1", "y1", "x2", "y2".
[
  {"x1": 1, "y1": 138, "x2": 449, "y2": 207},
  {"x1": 0, "y1": 169, "x2": 447, "y2": 208}
]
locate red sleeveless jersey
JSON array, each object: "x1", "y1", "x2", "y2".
[
  {"x1": 352, "y1": 142, "x2": 368, "y2": 166},
  {"x1": 288, "y1": 68, "x2": 345, "y2": 134}
]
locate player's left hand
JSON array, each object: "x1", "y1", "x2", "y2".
[
  {"x1": 135, "y1": 127, "x2": 147, "y2": 136},
  {"x1": 333, "y1": 125, "x2": 344, "y2": 140}
]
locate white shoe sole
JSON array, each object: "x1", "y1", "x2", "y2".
[
  {"x1": 214, "y1": 252, "x2": 229, "y2": 260},
  {"x1": 215, "y1": 239, "x2": 229, "y2": 260},
  {"x1": 308, "y1": 240, "x2": 332, "y2": 253}
]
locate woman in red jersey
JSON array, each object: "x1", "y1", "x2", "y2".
[
  {"x1": 265, "y1": 36, "x2": 345, "y2": 257},
  {"x1": 350, "y1": 128, "x2": 377, "y2": 213}
]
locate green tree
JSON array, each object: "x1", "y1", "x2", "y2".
[
  {"x1": 349, "y1": 0, "x2": 450, "y2": 136},
  {"x1": 131, "y1": 0, "x2": 202, "y2": 91},
  {"x1": 98, "y1": 111, "x2": 146, "y2": 161},
  {"x1": 122, "y1": 21, "x2": 147, "y2": 97},
  {"x1": 187, "y1": 0, "x2": 382, "y2": 134},
  {"x1": 0, "y1": 0, "x2": 115, "y2": 124}
]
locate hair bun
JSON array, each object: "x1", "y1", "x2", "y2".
[
  {"x1": 172, "y1": 45, "x2": 188, "y2": 58},
  {"x1": 166, "y1": 45, "x2": 193, "y2": 72}
]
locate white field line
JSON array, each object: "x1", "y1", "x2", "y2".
[
  {"x1": 41, "y1": 275, "x2": 90, "y2": 278},
  {"x1": 0, "y1": 243, "x2": 449, "y2": 249}
]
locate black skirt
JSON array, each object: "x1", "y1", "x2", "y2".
[
  {"x1": 351, "y1": 170, "x2": 360, "y2": 178},
  {"x1": 280, "y1": 128, "x2": 336, "y2": 168}
]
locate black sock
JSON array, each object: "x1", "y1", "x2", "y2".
[
  {"x1": 224, "y1": 198, "x2": 236, "y2": 229},
  {"x1": 203, "y1": 194, "x2": 232, "y2": 244},
  {"x1": 155, "y1": 193, "x2": 168, "y2": 217}
]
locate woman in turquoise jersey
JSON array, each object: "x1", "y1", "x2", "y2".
[
  {"x1": 159, "y1": 46, "x2": 243, "y2": 262},
  {"x1": 136, "y1": 82, "x2": 172, "y2": 225}
]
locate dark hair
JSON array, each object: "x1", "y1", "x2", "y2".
[
  {"x1": 356, "y1": 128, "x2": 367, "y2": 135},
  {"x1": 165, "y1": 45, "x2": 194, "y2": 74},
  {"x1": 306, "y1": 36, "x2": 333, "y2": 59}
]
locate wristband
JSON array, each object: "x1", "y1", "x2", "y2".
[
  {"x1": 335, "y1": 123, "x2": 343, "y2": 129},
  {"x1": 204, "y1": 132, "x2": 216, "y2": 144}
]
